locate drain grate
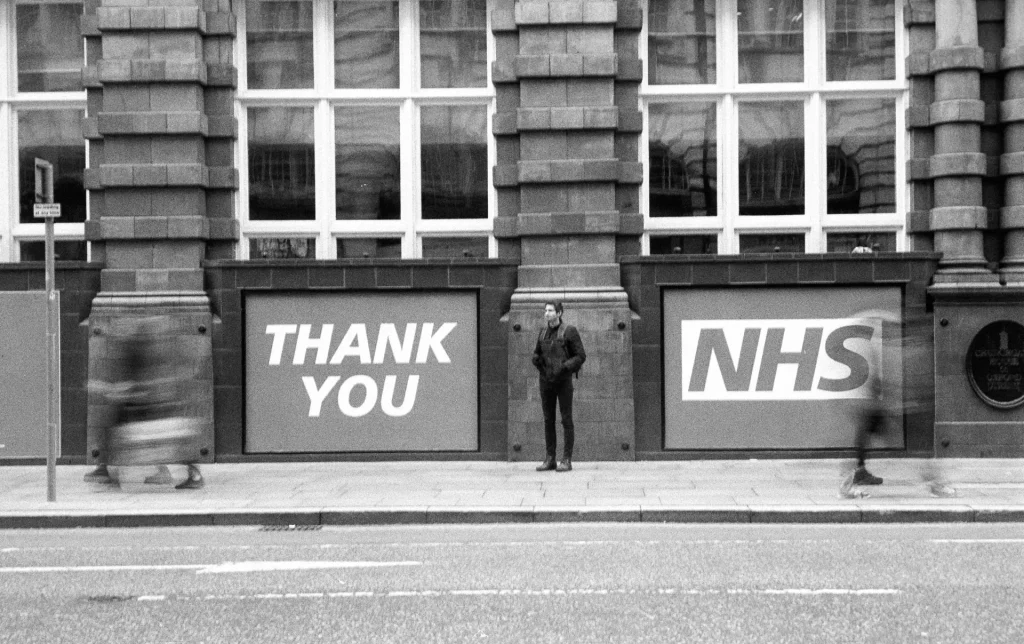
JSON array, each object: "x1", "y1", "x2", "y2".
[
  {"x1": 85, "y1": 595, "x2": 134, "y2": 603},
  {"x1": 259, "y1": 524, "x2": 323, "y2": 532}
]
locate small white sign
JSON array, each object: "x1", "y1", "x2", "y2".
[{"x1": 33, "y1": 203, "x2": 61, "y2": 219}]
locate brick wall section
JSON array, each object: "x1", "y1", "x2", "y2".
[
  {"x1": 622, "y1": 253, "x2": 941, "y2": 458},
  {"x1": 0, "y1": 265, "x2": 102, "y2": 463},
  {"x1": 203, "y1": 261, "x2": 517, "y2": 461}
]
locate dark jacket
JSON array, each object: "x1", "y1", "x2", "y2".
[{"x1": 532, "y1": 322, "x2": 586, "y2": 384}]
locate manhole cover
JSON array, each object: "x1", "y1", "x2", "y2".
[{"x1": 259, "y1": 524, "x2": 323, "y2": 532}]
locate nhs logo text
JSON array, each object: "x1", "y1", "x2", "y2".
[{"x1": 680, "y1": 319, "x2": 884, "y2": 401}]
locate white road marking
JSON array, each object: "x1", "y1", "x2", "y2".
[
  {"x1": 135, "y1": 587, "x2": 902, "y2": 602},
  {"x1": 929, "y1": 539, "x2": 1024, "y2": 544},
  {"x1": 0, "y1": 561, "x2": 422, "y2": 574},
  {"x1": 196, "y1": 561, "x2": 421, "y2": 574}
]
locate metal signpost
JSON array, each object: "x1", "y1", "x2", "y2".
[{"x1": 33, "y1": 159, "x2": 61, "y2": 502}]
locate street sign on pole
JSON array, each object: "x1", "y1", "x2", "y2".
[{"x1": 35, "y1": 158, "x2": 60, "y2": 503}]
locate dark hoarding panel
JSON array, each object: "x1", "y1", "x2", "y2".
[
  {"x1": 0, "y1": 292, "x2": 48, "y2": 458},
  {"x1": 245, "y1": 292, "x2": 478, "y2": 453},
  {"x1": 663, "y1": 287, "x2": 905, "y2": 450}
]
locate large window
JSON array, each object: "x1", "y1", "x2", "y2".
[
  {"x1": 644, "y1": 0, "x2": 904, "y2": 255},
  {"x1": 239, "y1": 0, "x2": 493, "y2": 259},
  {"x1": 0, "y1": 0, "x2": 87, "y2": 262}
]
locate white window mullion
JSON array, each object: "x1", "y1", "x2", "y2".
[
  {"x1": 316, "y1": 0, "x2": 333, "y2": 91},
  {"x1": 896, "y1": 91, "x2": 908, "y2": 250},
  {"x1": 806, "y1": 92, "x2": 825, "y2": 252},
  {"x1": 0, "y1": 102, "x2": 10, "y2": 261},
  {"x1": 403, "y1": 97, "x2": 418, "y2": 258},
  {"x1": 236, "y1": 105, "x2": 250, "y2": 259},
  {"x1": 316, "y1": 99, "x2": 336, "y2": 258},
  {"x1": 720, "y1": 94, "x2": 737, "y2": 254}
]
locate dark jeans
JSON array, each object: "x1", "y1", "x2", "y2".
[
  {"x1": 540, "y1": 379, "x2": 574, "y2": 459},
  {"x1": 855, "y1": 402, "x2": 885, "y2": 468}
]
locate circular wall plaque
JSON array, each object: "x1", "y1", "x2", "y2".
[{"x1": 966, "y1": 320, "x2": 1024, "y2": 409}]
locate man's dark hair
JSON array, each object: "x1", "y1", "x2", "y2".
[{"x1": 544, "y1": 301, "x2": 563, "y2": 315}]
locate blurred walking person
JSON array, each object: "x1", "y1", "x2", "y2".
[{"x1": 840, "y1": 310, "x2": 955, "y2": 499}]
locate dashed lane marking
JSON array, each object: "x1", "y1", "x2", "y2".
[{"x1": 132, "y1": 587, "x2": 902, "y2": 602}]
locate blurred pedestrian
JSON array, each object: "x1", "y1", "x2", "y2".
[
  {"x1": 87, "y1": 316, "x2": 204, "y2": 490},
  {"x1": 840, "y1": 310, "x2": 955, "y2": 499},
  {"x1": 532, "y1": 301, "x2": 586, "y2": 472}
]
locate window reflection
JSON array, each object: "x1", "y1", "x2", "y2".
[
  {"x1": 335, "y1": 0, "x2": 399, "y2": 88},
  {"x1": 422, "y1": 236, "x2": 488, "y2": 258},
  {"x1": 420, "y1": 105, "x2": 488, "y2": 220},
  {"x1": 649, "y1": 102, "x2": 717, "y2": 217},
  {"x1": 19, "y1": 241, "x2": 88, "y2": 262},
  {"x1": 246, "y1": 0, "x2": 314, "y2": 89},
  {"x1": 16, "y1": 1, "x2": 83, "y2": 92},
  {"x1": 827, "y1": 232, "x2": 895, "y2": 253},
  {"x1": 650, "y1": 234, "x2": 717, "y2": 254},
  {"x1": 336, "y1": 106, "x2": 400, "y2": 221},
  {"x1": 826, "y1": 99, "x2": 895, "y2": 214},
  {"x1": 249, "y1": 237, "x2": 316, "y2": 259},
  {"x1": 420, "y1": 0, "x2": 487, "y2": 88},
  {"x1": 739, "y1": 233, "x2": 804, "y2": 253},
  {"x1": 826, "y1": 0, "x2": 895, "y2": 81},
  {"x1": 248, "y1": 107, "x2": 316, "y2": 221},
  {"x1": 738, "y1": 0, "x2": 803, "y2": 83},
  {"x1": 738, "y1": 101, "x2": 804, "y2": 216},
  {"x1": 337, "y1": 237, "x2": 402, "y2": 258},
  {"x1": 18, "y1": 110, "x2": 86, "y2": 224},
  {"x1": 648, "y1": 0, "x2": 716, "y2": 85}
]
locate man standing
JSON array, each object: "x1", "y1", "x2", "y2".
[{"x1": 532, "y1": 301, "x2": 586, "y2": 472}]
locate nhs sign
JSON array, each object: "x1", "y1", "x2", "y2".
[
  {"x1": 680, "y1": 318, "x2": 881, "y2": 401},
  {"x1": 663, "y1": 287, "x2": 905, "y2": 451}
]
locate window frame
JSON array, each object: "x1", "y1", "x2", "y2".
[
  {"x1": 640, "y1": 0, "x2": 907, "y2": 255},
  {"x1": 0, "y1": 0, "x2": 88, "y2": 263},
  {"x1": 235, "y1": 0, "x2": 496, "y2": 260}
]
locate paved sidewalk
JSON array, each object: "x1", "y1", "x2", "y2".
[{"x1": 1, "y1": 458, "x2": 1023, "y2": 528}]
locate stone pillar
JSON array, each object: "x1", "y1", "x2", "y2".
[
  {"x1": 928, "y1": 0, "x2": 992, "y2": 276},
  {"x1": 495, "y1": 0, "x2": 641, "y2": 461},
  {"x1": 1000, "y1": 2, "x2": 1024, "y2": 278},
  {"x1": 81, "y1": 0, "x2": 239, "y2": 464}
]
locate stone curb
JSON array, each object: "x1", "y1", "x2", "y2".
[{"x1": 3, "y1": 506, "x2": 1024, "y2": 529}]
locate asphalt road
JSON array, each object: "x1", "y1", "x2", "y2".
[{"x1": 1, "y1": 523, "x2": 1023, "y2": 643}]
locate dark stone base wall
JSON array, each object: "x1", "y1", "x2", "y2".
[
  {"x1": 623, "y1": 253, "x2": 943, "y2": 459},
  {"x1": 204, "y1": 260, "x2": 518, "y2": 461},
  {"x1": 0, "y1": 264, "x2": 102, "y2": 463}
]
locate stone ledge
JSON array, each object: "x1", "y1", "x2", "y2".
[
  {"x1": 514, "y1": 1, "x2": 616, "y2": 26},
  {"x1": 99, "y1": 164, "x2": 210, "y2": 188},
  {"x1": 493, "y1": 212, "x2": 643, "y2": 238},
  {"x1": 1000, "y1": 206, "x2": 1024, "y2": 230},
  {"x1": 88, "y1": 216, "x2": 210, "y2": 241},
  {"x1": 1000, "y1": 46, "x2": 1024, "y2": 72},
  {"x1": 97, "y1": 111, "x2": 208, "y2": 136},
  {"x1": 95, "y1": 7, "x2": 234, "y2": 34},
  {"x1": 514, "y1": 54, "x2": 617, "y2": 78},
  {"x1": 1001, "y1": 99, "x2": 1024, "y2": 125},
  {"x1": 1001, "y1": 151, "x2": 1024, "y2": 176}
]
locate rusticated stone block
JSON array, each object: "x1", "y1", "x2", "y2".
[
  {"x1": 515, "y1": 55, "x2": 551, "y2": 77},
  {"x1": 582, "y1": 54, "x2": 617, "y2": 76},
  {"x1": 97, "y1": 7, "x2": 131, "y2": 30},
  {"x1": 129, "y1": 7, "x2": 165, "y2": 29},
  {"x1": 929, "y1": 153, "x2": 987, "y2": 178},
  {"x1": 582, "y1": 1, "x2": 617, "y2": 24},
  {"x1": 929, "y1": 46, "x2": 985, "y2": 73},
  {"x1": 929, "y1": 206, "x2": 989, "y2": 231},
  {"x1": 930, "y1": 99, "x2": 985, "y2": 125},
  {"x1": 514, "y1": 2, "x2": 548, "y2": 25}
]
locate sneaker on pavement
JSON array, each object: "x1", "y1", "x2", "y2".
[
  {"x1": 853, "y1": 467, "x2": 883, "y2": 486},
  {"x1": 83, "y1": 466, "x2": 113, "y2": 484},
  {"x1": 839, "y1": 474, "x2": 870, "y2": 499},
  {"x1": 144, "y1": 466, "x2": 174, "y2": 485},
  {"x1": 928, "y1": 482, "x2": 957, "y2": 498}
]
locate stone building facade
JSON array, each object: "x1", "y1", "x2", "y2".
[{"x1": 0, "y1": 0, "x2": 1021, "y2": 464}]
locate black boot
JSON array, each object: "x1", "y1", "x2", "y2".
[
  {"x1": 536, "y1": 456, "x2": 556, "y2": 471},
  {"x1": 556, "y1": 458, "x2": 572, "y2": 472}
]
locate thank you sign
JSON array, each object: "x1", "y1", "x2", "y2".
[{"x1": 246, "y1": 292, "x2": 478, "y2": 452}]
